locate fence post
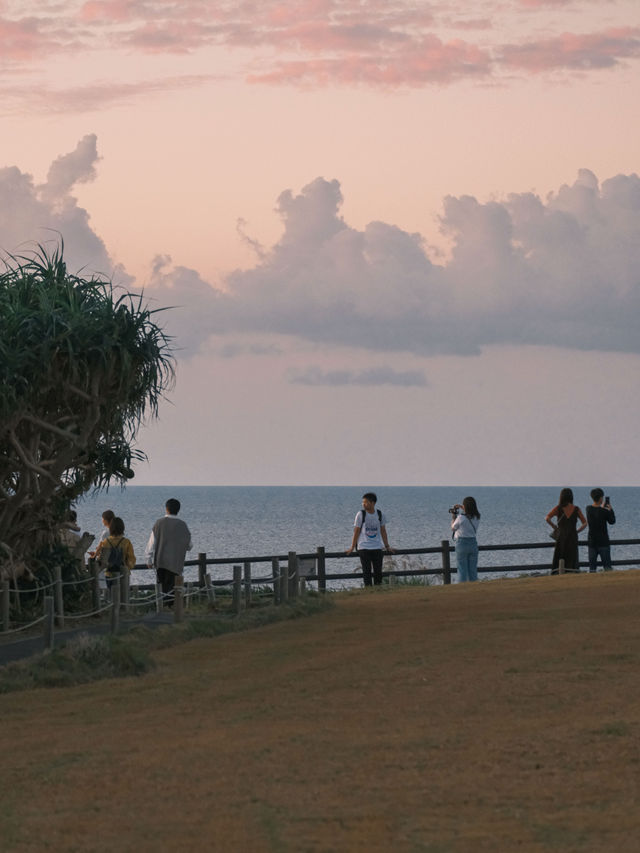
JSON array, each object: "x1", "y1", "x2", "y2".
[
  {"x1": 54, "y1": 564, "x2": 65, "y2": 628},
  {"x1": 174, "y1": 577, "x2": 184, "y2": 623},
  {"x1": 205, "y1": 573, "x2": 215, "y2": 605},
  {"x1": 44, "y1": 595, "x2": 55, "y2": 650},
  {"x1": 155, "y1": 582, "x2": 163, "y2": 612},
  {"x1": 272, "y1": 558, "x2": 280, "y2": 605},
  {"x1": 558, "y1": 559, "x2": 565, "y2": 575},
  {"x1": 244, "y1": 561, "x2": 252, "y2": 609},
  {"x1": 279, "y1": 559, "x2": 289, "y2": 603},
  {"x1": 120, "y1": 570, "x2": 129, "y2": 611},
  {"x1": 232, "y1": 565, "x2": 242, "y2": 614},
  {"x1": 90, "y1": 559, "x2": 101, "y2": 615},
  {"x1": 198, "y1": 552, "x2": 207, "y2": 588},
  {"x1": 288, "y1": 552, "x2": 299, "y2": 600},
  {"x1": 110, "y1": 582, "x2": 121, "y2": 634},
  {"x1": 441, "y1": 540, "x2": 452, "y2": 585},
  {"x1": 316, "y1": 546, "x2": 326, "y2": 593},
  {"x1": 1, "y1": 579, "x2": 9, "y2": 632}
]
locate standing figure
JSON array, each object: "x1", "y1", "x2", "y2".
[
  {"x1": 545, "y1": 488, "x2": 587, "y2": 574},
  {"x1": 88, "y1": 509, "x2": 115, "y2": 559},
  {"x1": 451, "y1": 497, "x2": 481, "y2": 583},
  {"x1": 586, "y1": 488, "x2": 616, "y2": 572},
  {"x1": 346, "y1": 492, "x2": 393, "y2": 586},
  {"x1": 92, "y1": 516, "x2": 135, "y2": 589},
  {"x1": 145, "y1": 498, "x2": 192, "y2": 604}
]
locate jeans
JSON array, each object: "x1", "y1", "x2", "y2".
[
  {"x1": 588, "y1": 545, "x2": 612, "y2": 572},
  {"x1": 455, "y1": 537, "x2": 478, "y2": 582},
  {"x1": 359, "y1": 549, "x2": 384, "y2": 586}
]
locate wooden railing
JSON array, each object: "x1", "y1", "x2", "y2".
[{"x1": 130, "y1": 537, "x2": 640, "y2": 590}]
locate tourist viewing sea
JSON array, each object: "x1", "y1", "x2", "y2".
[{"x1": 75, "y1": 486, "x2": 640, "y2": 585}]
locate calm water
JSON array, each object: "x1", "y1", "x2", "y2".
[{"x1": 75, "y1": 486, "x2": 640, "y2": 585}]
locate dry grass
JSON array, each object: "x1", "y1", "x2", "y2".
[{"x1": 1, "y1": 572, "x2": 639, "y2": 852}]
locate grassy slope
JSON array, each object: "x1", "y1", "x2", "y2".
[{"x1": 1, "y1": 572, "x2": 639, "y2": 853}]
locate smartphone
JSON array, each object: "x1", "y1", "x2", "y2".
[{"x1": 605, "y1": 495, "x2": 610, "y2": 505}]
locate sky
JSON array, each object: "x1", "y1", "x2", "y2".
[{"x1": 1, "y1": 0, "x2": 640, "y2": 487}]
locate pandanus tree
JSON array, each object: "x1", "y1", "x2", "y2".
[{"x1": 0, "y1": 244, "x2": 174, "y2": 579}]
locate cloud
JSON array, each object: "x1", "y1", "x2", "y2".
[
  {"x1": 288, "y1": 366, "x2": 428, "y2": 387},
  {"x1": 499, "y1": 27, "x2": 640, "y2": 73},
  {"x1": 2, "y1": 1, "x2": 639, "y2": 101},
  {"x1": 146, "y1": 169, "x2": 640, "y2": 358},
  {"x1": 0, "y1": 75, "x2": 219, "y2": 116},
  {"x1": 0, "y1": 134, "x2": 128, "y2": 282},
  {"x1": 3, "y1": 138, "x2": 640, "y2": 365}
]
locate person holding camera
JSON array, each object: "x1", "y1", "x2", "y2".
[
  {"x1": 450, "y1": 497, "x2": 481, "y2": 582},
  {"x1": 586, "y1": 488, "x2": 616, "y2": 572}
]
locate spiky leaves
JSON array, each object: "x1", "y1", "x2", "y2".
[{"x1": 0, "y1": 243, "x2": 174, "y2": 575}]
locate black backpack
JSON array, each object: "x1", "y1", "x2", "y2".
[
  {"x1": 106, "y1": 537, "x2": 125, "y2": 573},
  {"x1": 359, "y1": 509, "x2": 382, "y2": 527}
]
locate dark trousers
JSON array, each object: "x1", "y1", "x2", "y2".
[
  {"x1": 588, "y1": 544, "x2": 612, "y2": 572},
  {"x1": 156, "y1": 567, "x2": 177, "y2": 601},
  {"x1": 359, "y1": 549, "x2": 384, "y2": 586}
]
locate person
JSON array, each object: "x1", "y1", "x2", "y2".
[
  {"x1": 58, "y1": 510, "x2": 95, "y2": 566},
  {"x1": 346, "y1": 492, "x2": 393, "y2": 586},
  {"x1": 88, "y1": 509, "x2": 115, "y2": 559},
  {"x1": 545, "y1": 488, "x2": 587, "y2": 574},
  {"x1": 586, "y1": 488, "x2": 616, "y2": 572},
  {"x1": 451, "y1": 497, "x2": 481, "y2": 582},
  {"x1": 58, "y1": 509, "x2": 82, "y2": 550},
  {"x1": 92, "y1": 516, "x2": 136, "y2": 589},
  {"x1": 145, "y1": 498, "x2": 192, "y2": 603}
]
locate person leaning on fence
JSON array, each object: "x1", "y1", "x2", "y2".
[
  {"x1": 586, "y1": 488, "x2": 616, "y2": 573},
  {"x1": 88, "y1": 509, "x2": 115, "y2": 559},
  {"x1": 145, "y1": 498, "x2": 192, "y2": 605},
  {"x1": 92, "y1": 516, "x2": 136, "y2": 589},
  {"x1": 451, "y1": 497, "x2": 481, "y2": 583},
  {"x1": 545, "y1": 488, "x2": 587, "y2": 574},
  {"x1": 346, "y1": 492, "x2": 393, "y2": 586}
]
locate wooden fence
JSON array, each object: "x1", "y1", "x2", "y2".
[
  {"x1": 131, "y1": 537, "x2": 640, "y2": 591},
  {"x1": 2, "y1": 538, "x2": 639, "y2": 649}
]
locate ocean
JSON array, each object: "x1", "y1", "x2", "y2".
[{"x1": 74, "y1": 486, "x2": 640, "y2": 586}]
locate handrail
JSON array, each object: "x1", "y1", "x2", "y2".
[{"x1": 128, "y1": 537, "x2": 640, "y2": 578}]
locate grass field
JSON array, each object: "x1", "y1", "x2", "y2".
[{"x1": 1, "y1": 572, "x2": 639, "y2": 852}]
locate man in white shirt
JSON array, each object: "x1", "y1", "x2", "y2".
[{"x1": 346, "y1": 492, "x2": 393, "y2": 586}]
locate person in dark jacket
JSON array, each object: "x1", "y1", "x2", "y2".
[{"x1": 586, "y1": 488, "x2": 616, "y2": 572}]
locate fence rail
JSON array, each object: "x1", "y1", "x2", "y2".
[
  {"x1": 2, "y1": 538, "x2": 639, "y2": 651},
  {"x1": 131, "y1": 536, "x2": 640, "y2": 589}
]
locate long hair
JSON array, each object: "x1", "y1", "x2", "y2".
[
  {"x1": 462, "y1": 496, "x2": 480, "y2": 519},
  {"x1": 559, "y1": 488, "x2": 574, "y2": 508}
]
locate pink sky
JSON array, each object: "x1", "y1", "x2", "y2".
[{"x1": 1, "y1": 0, "x2": 640, "y2": 485}]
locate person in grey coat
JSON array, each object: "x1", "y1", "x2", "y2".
[{"x1": 145, "y1": 498, "x2": 192, "y2": 604}]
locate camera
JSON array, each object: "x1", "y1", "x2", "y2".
[
  {"x1": 605, "y1": 495, "x2": 610, "y2": 505},
  {"x1": 448, "y1": 506, "x2": 459, "y2": 515}
]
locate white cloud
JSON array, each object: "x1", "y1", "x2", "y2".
[
  {"x1": 147, "y1": 169, "x2": 640, "y2": 358},
  {"x1": 2, "y1": 138, "x2": 639, "y2": 366},
  {"x1": 0, "y1": 133, "x2": 128, "y2": 283}
]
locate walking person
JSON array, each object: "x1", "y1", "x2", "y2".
[
  {"x1": 145, "y1": 498, "x2": 192, "y2": 605},
  {"x1": 586, "y1": 488, "x2": 616, "y2": 572},
  {"x1": 451, "y1": 497, "x2": 481, "y2": 582},
  {"x1": 346, "y1": 492, "x2": 393, "y2": 586},
  {"x1": 545, "y1": 488, "x2": 587, "y2": 574}
]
